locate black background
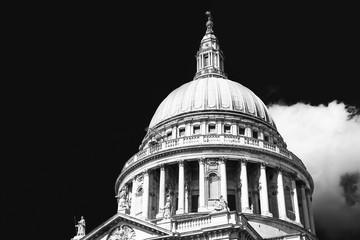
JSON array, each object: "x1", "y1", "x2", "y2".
[{"x1": 3, "y1": 1, "x2": 358, "y2": 239}]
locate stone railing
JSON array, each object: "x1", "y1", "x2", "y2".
[
  {"x1": 122, "y1": 134, "x2": 305, "y2": 171},
  {"x1": 156, "y1": 211, "x2": 237, "y2": 233},
  {"x1": 176, "y1": 215, "x2": 212, "y2": 232}
]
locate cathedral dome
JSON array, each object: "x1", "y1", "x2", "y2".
[{"x1": 149, "y1": 77, "x2": 276, "y2": 129}]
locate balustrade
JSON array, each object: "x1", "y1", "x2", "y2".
[
  {"x1": 183, "y1": 136, "x2": 201, "y2": 145},
  {"x1": 150, "y1": 144, "x2": 162, "y2": 154},
  {"x1": 165, "y1": 139, "x2": 179, "y2": 148},
  {"x1": 176, "y1": 215, "x2": 211, "y2": 232},
  {"x1": 244, "y1": 137, "x2": 259, "y2": 146},
  {"x1": 203, "y1": 135, "x2": 221, "y2": 143},
  {"x1": 263, "y1": 142, "x2": 276, "y2": 151},
  {"x1": 123, "y1": 134, "x2": 304, "y2": 174},
  {"x1": 224, "y1": 135, "x2": 241, "y2": 144}
]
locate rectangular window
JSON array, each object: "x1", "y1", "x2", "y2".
[
  {"x1": 208, "y1": 124, "x2": 216, "y2": 133},
  {"x1": 179, "y1": 128, "x2": 185, "y2": 137},
  {"x1": 264, "y1": 135, "x2": 269, "y2": 142},
  {"x1": 224, "y1": 125, "x2": 231, "y2": 134},
  {"x1": 238, "y1": 127, "x2": 245, "y2": 135},
  {"x1": 252, "y1": 130, "x2": 258, "y2": 139},
  {"x1": 166, "y1": 131, "x2": 172, "y2": 140},
  {"x1": 193, "y1": 125, "x2": 200, "y2": 135},
  {"x1": 204, "y1": 54, "x2": 209, "y2": 66}
]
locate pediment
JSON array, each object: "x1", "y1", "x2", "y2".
[{"x1": 82, "y1": 213, "x2": 171, "y2": 240}]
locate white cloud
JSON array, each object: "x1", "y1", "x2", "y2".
[{"x1": 268, "y1": 101, "x2": 360, "y2": 239}]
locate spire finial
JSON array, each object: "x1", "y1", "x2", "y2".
[{"x1": 205, "y1": 11, "x2": 213, "y2": 34}]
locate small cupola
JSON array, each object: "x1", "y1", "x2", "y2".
[{"x1": 194, "y1": 11, "x2": 227, "y2": 80}]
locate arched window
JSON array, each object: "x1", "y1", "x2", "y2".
[{"x1": 208, "y1": 173, "x2": 220, "y2": 199}]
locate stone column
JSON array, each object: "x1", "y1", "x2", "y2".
[
  {"x1": 276, "y1": 169, "x2": 287, "y2": 220},
  {"x1": 156, "y1": 165, "x2": 166, "y2": 218},
  {"x1": 198, "y1": 158, "x2": 207, "y2": 212},
  {"x1": 240, "y1": 159, "x2": 251, "y2": 213},
  {"x1": 219, "y1": 158, "x2": 227, "y2": 201},
  {"x1": 130, "y1": 178, "x2": 137, "y2": 216},
  {"x1": 197, "y1": 56, "x2": 199, "y2": 70},
  {"x1": 306, "y1": 190, "x2": 316, "y2": 234},
  {"x1": 300, "y1": 184, "x2": 310, "y2": 230},
  {"x1": 176, "y1": 160, "x2": 185, "y2": 214},
  {"x1": 259, "y1": 163, "x2": 272, "y2": 217},
  {"x1": 142, "y1": 170, "x2": 150, "y2": 220},
  {"x1": 291, "y1": 178, "x2": 301, "y2": 224}
]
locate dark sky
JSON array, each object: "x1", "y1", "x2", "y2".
[{"x1": 3, "y1": 2, "x2": 358, "y2": 240}]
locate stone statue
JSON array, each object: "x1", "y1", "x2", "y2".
[
  {"x1": 163, "y1": 195, "x2": 171, "y2": 219},
  {"x1": 214, "y1": 195, "x2": 229, "y2": 211},
  {"x1": 75, "y1": 216, "x2": 86, "y2": 236},
  {"x1": 116, "y1": 185, "x2": 129, "y2": 211}
]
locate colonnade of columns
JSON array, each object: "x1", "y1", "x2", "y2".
[{"x1": 128, "y1": 158, "x2": 315, "y2": 233}]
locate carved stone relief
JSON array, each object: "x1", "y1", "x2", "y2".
[{"x1": 107, "y1": 225, "x2": 136, "y2": 240}]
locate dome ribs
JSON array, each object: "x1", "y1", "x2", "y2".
[
  {"x1": 218, "y1": 78, "x2": 231, "y2": 109},
  {"x1": 207, "y1": 78, "x2": 217, "y2": 109},
  {"x1": 148, "y1": 77, "x2": 276, "y2": 129},
  {"x1": 193, "y1": 78, "x2": 205, "y2": 110}
]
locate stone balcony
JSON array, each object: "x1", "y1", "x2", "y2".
[{"x1": 121, "y1": 134, "x2": 306, "y2": 174}]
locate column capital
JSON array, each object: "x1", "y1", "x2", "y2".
[
  {"x1": 289, "y1": 172, "x2": 297, "y2": 181},
  {"x1": 143, "y1": 169, "x2": 149, "y2": 176},
  {"x1": 240, "y1": 158, "x2": 248, "y2": 165},
  {"x1": 135, "y1": 173, "x2": 144, "y2": 183},
  {"x1": 178, "y1": 159, "x2": 184, "y2": 166},
  {"x1": 276, "y1": 167, "x2": 284, "y2": 174},
  {"x1": 159, "y1": 164, "x2": 165, "y2": 171},
  {"x1": 259, "y1": 162, "x2": 267, "y2": 168},
  {"x1": 198, "y1": 157, "x2": 206, "y2": 164},
  {"x1": 219, "y1": 156, "x2": 227, "y2": 164},
  {"x1": 299, "y1": 180, "x2": 307, "y2": 189}
]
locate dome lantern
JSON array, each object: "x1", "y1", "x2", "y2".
[{"x1": 194, "y1": 11, "x2": 227, "y2": 80}]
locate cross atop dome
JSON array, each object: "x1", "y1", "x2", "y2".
[
  {"x1": 193, "y1": 11, "x2": 227, "y2": 80},
  {"x1": 205, "y1": 11, "x2": 213, "y2": 34}
]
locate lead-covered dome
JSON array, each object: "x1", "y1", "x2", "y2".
[{"x1": 149, "y1": 77, "x2": 276, "y2": 129}]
